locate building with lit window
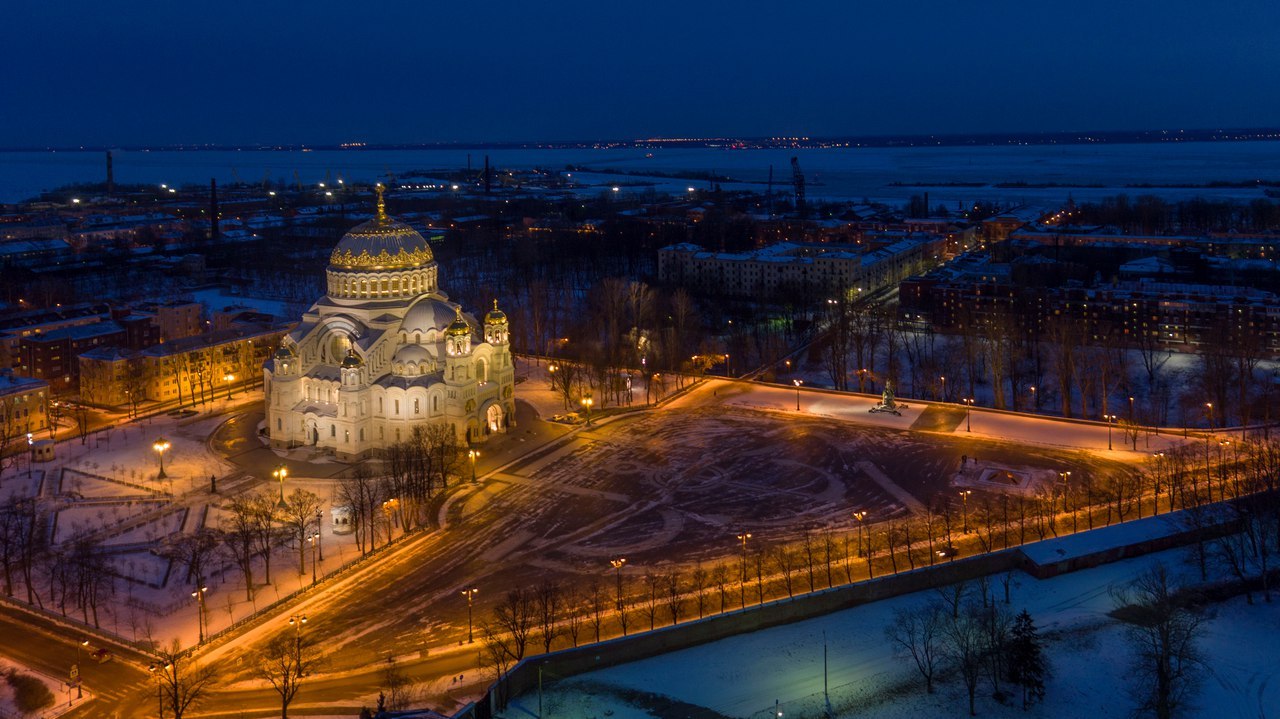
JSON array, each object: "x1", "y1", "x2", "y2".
[{"x1": 264, "y1": 189, "x2": 514, "y2": 460}]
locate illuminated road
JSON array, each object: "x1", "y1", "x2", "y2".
[{"x1": 3, "y1": 379, "x2": 1170, "y2": 718}]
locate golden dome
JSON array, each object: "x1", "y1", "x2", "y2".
[
  {"x1": 485, "y1": 298, "x2": 506, "y2": 324},
  {"x1": 446, "y1": 306, "x2": 471, "y2": 337},
  {"x1": 329, "y1": 184, "x2": 434, "y2": 271},
  {"x1": 341, "y1": 349, "x2": 365, "y2": 369}
]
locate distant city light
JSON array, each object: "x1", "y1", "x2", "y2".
[
  {"x1": 612, "y1": 186, "x2": 620, "y2": 192},
  {"x1": 71, "y1": 198, "x2": 80, "y2": 203}
]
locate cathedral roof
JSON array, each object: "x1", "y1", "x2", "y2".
[
  {"x1": 401, "y1": 297, "x2": 458, "y2": 335},
  {"x1": 328, "y1": 185, "x2": 434, "y2": 271}
]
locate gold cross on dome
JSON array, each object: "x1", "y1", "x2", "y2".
[{"x1": 374, "y1": 183, "x2": 387, "y2": 220}]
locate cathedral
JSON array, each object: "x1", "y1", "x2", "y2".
[{"x1": 264, "y1": 186, "x2": 515, "y2": 460}]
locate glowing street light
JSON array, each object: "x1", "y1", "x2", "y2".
[
  {"x1": 958, "y1": 489, "x2": 972, "y2": 533},
  {"x1": 610, "y1": 557, "x2": 627, "y2": 613},
  {"x1": 273, "y1": 463, "x2": 288, "y2": 509},
  {"x1": 308, "y1": 532, "x2": 319, "y2": 585},
  {"x1": 736, "y1": 532, "x2": 752, "y2": 607},
  {"x1": 1104, "y1": 413, "x2": 1117, "y2": 451},
  {"x1": 152, "y1": 438, "x2": 170, "y2": 479},
  {"x1": 793, "y1": 379, "x2": 803, "y2": 411},
  {"x1": 580, "y1": 394, "x2": 594, "y2": 426},
  {"x1": 963, "y1": 397, "x2": 974, "y2": 432},
  {"x1": 224, "y1": 373, "x2": 235, "y2": 400},
  {"x1": 191, "y1": 586, "x2": 208, "y2": 643},
  {"x1": 852, "y1": 510, "x2": 866, "y2": 558},
  {"x1": 468, "y1": 449, "x2": 479, "y2": 483},
  {"x1": 461, "y1": 588, "x2": 478, "y2": 643}
]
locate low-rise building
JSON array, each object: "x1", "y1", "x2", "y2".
[
  {"x1": 0, "y1": 371, "x2": 49, "y2": 442},
  {"x1": 659, "y1": 235, "x2": 945, "y2": 301}
]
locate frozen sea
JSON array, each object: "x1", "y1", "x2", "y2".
[{"x1": 3, "y1": 141, "x2": 1280, "y2": 207}]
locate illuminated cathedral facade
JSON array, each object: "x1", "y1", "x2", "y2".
[{"x1": 264, "y1": 187, "x2": 514, "y2": 460}]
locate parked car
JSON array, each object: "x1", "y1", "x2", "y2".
[{"x1": 90, "y1": 648, "x2": 113, "y2": 664}]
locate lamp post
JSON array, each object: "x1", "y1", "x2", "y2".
[
  {"x1": 852, "y1": 511, "x2": 865, "y2": 557},
  {"x1": 547, "y1": 364, "x2": 557, "y2": 392},
  {"x1": 1104, "y1": 414, "x2": 1116, "y2": 451},
  {"x1": 273, "y1": 463, "x2": 288, "y2": 509},
  {"x1": 468, "y1": 449, "x2": 479, "y2": 483},
  {"x1": 27, "y1": 432, "x2": 34, "y2": 478},
  {"x1": 308, "y1": 533, "x2": 318, "y2": 585},
  {"x1": 147, "y1": 662, "x2": 168, "y2": 719},
  {"x1": 191, "y1": 586, "x2": 208, "y2": 644},
  {"x1": 152, "y1": 438, "x2": 170, "y2": 480},
  {"x1": 580, "y1": 394, "x2": 594, "y2": 426},
  {"x1": 315, "y1": 510, "x2": 324, "y2": 560},
  {"x1": 736, "y1": 532, "x2": 752, "y2": 608},
  {"x1": 288, "y1": 614, "x2": 307, "y2": 667},
  {"x1": 939, "y1": 375, "x2": 946, "y2": 402},
  {"x1": 958, "y1": 490, "x2": 972, "y2": 533},
  {"x1": 1058, "y1": 471, "x2": 1073, "y2": 530},
  {"x1": 1205, "y1": 402, "x2": 1214, "y2": 433},
  {"x1": 224, "y1": 373, "x2": 235, "y2": 400},
  {"x1": 610, "y1": 557, "x2": 627, "y2": 630},
  {"x1": 1128, "y1": 396, "x2": 1136, "y2": 448},
  {"x1": 461, "y1": 587, "x2": 478, "y2": 643},
  {"x1": 1152, "y1": 452, "x2": 1165, "y2": 514},
  {"x1": 963, "y1": 397, "x2": 974, "y2": 432},
  {"x1": 793, "y1": 379, "x2": 803, "y2": 411},
  {"x1": 1029, "y1": 385, "x2": 1038, "y2": 412}
]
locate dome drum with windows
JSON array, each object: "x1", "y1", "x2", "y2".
[{"x1": 265, "y1": 185, "x2": 515, "y2": 461}]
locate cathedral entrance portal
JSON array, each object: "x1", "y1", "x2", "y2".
[{"x1": 486, "y1": 403, "x2": 504, "y2": 433}]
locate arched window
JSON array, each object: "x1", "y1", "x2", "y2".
[{"x1": 414, "y1": 398, "x2": 420, "y2": 415}]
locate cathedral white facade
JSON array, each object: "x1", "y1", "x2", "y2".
[{"x1": 264, "y1": 188, "x2": 515, "y2": 460}]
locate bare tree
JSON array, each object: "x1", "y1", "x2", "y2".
[
  {"x1": 535, "y1": 580, "x2": 562, "y2": 654},
  {"x1": 491, "y1": 588, "x2": 535, "y2": 661},
  {"x1": 664, "y1": 571, "x2": 682, "y2": 625},
  {"x1": 943, "y1": 603, "x2": 987, "y2": 716},
  {"x1": 255, "y1": 629, "x2": 326, "y2": 719},
  {"x1": 1112, "y1": 563, "x2": 1207, "y2": 719},
  {"x1": 153, "y1": 641, "x2": 218, "y2": 719},
  {"x1": 280, "y1": 489, "x2": 323, "y2": 576},
  {"x1": 886, "y1": 601, "x2": 945, "y2": 693}
]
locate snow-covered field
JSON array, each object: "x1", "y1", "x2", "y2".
[{"x1": 516, "y1": 545, "x2": 1277, "y2": 719}]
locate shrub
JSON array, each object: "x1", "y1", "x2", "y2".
[{"x1": 5, "y1": 668, "x2": 56, "y2": 714}]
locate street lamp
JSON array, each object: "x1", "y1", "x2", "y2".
[
  {"x1": 610, "y1": 557, "x2": 627, "y2": 616},
  {"x1": 273, "y1": 463, "x2": 288, "y2": 509},
  {"x1": 852, "y1": 511, "x2": 866, "y2": 558},
  {"x1": 225, "y1": 373, "x2": 235, "y2": 400},
  {"x1": 963, "y1": 397, "x2": 974, "y2": 432},
  {"x1": 308, "y1": 533, "x2": 318, "y2": 585},
  {"x1": 737, "y1": 532, "x2": 752, "y2": 608},
  {"x1": 191, "y1": 586, "x2": 208, "y2": 644},
  {"x1": 152, "y1": 438, "x2": 170, "y2": 480},
  {"x1": 1128, "y1": 395, "x2": 1135, "y2": 441},
  {"x1": 1152, "y1": 452, "x2": 1165, "y2": 514},
  {"x1": 461, "y1": 587, "x2": 478, "y2": 643},
  {"x1": 1205, "y1": 402, "x2": 1214, "y2": 433},
  {"x1": 147, "y1": 662, "x2": 168, "y2": 719},
  {"x1": 468, "y1": 449, "x2": 479, "y2": 483},
  {"x1": 1104, "y1": 414, "x2": 1117, "y2": 451},
  {"x1": 1029, "y1": 385, "x2": 1038, "y2": 412},
  {"x1": 315, "y1": 510, "x2": 324, "y2": 560},
  {"x1": 288, "y1": 614, "x2": 308, "y2": 674},
  {"x1": 580, "y1": 394, "x2": 594, "y2": 426},
  {"x1": 793, "y1": 379, "x2": 803, "y2": 411},
  {"x1": 958, "y1": 490, "x2": 972, "y2": 533},
  {"x1": 939, "y1": 375, "x2": 946, "y2": 402},
  {"x1": 26, "y1": 432, "x2": 33, "y2": 478}
]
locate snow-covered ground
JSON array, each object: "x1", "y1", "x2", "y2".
[
  {"x1": 518, "y1": 545, "x2": 1276, "y2": 719},
  {"x1": 0, "y1": 656, "x2": 92, "y2": 719}
]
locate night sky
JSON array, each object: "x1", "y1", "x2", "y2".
[{"x1": 3, "y1": 0, "x2": 1279, "y2": 147}]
